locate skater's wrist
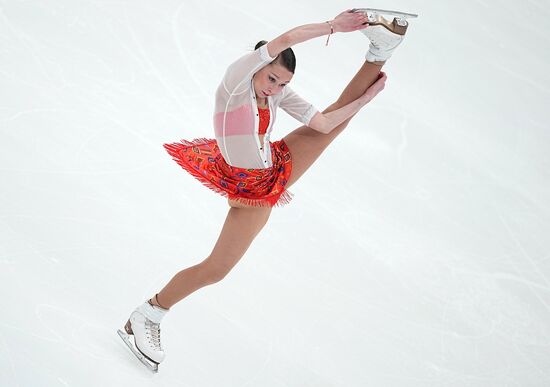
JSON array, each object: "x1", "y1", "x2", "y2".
[
  {"x1": 326, "y1": 20, "x2": 336, "y2": 33},
  {"x1": 325, "y1": 20, "x2": 335, "y2": 46},
  {"x1": 359, "y1": 72, "x2": 387, "y2": 104}
]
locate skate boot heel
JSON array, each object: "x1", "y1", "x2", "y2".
[
  {"x1": 124, "y1": 319, "x2": 133, "y2": 335},
  {"x1": 356, "y1": 8, "x2": 418, "y2": 62},
  {"x1": 392, "y1": 18, "x2": 408, "y2": 35}
]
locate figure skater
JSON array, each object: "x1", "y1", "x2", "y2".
[{"x1": 119, "y1": 8, "x2": 412, "y2": 371}]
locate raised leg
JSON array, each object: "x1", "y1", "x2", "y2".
[
  {"x1": 283, "y1": 60, "x2": 384, "y2": 188},
  {"x1": 151, "y1": 205, "x2": 272, "y2": 309}
]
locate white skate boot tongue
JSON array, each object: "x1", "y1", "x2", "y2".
[{"x1": 136, "y1": 301, "x2": 168, "y2": 324}]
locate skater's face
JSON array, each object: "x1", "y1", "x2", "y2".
[{"x1": 253, "y1": 62, "x2": 293, "y2": 100}]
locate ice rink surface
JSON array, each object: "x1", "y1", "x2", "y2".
[{"x1": 1, "y1": 0, "x2": 549, "y2": 386}]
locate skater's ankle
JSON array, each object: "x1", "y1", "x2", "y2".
[
  {"x1": 366, "y1": 59, "x2": 386, "y2": 66},
  {"x1": 148, "y1": 294, "x2": 170, "y2": 311}
]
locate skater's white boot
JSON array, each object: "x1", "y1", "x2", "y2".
[
  {"x1": 355, "y1": 9, "x2": 411, "y2": 63},
  {"x1": 123, "y1": 298, "x2": 169, "y2": 366}
]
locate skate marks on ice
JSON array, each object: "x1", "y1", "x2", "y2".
[
  {"x1": 34, "y1": 303, "x2": 119, "y2": 359},
  {"x1": 1, "y1": 303, "x2": 130, "y2": 382}
]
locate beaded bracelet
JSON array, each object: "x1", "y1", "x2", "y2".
[{"x1": 325, "y1": 20, "x2": 334, "y2": 46}]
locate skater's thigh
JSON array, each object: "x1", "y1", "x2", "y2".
[
  {"x1": 228, "y1": 198, "x2": 262, "y2": 209},
  {"x1": 283, "y1": 125, "x2": 336, "y2": 189}
]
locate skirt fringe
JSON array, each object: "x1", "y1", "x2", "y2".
[{"x1": 163, "y1": 138, "x2": 293, "y2": 208}]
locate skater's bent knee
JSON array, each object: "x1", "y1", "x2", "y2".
[{"x1": 200, "y1": 260, "x2": 234, "y2": 284}]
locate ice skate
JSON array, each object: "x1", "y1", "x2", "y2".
[
  {"x1": 117, "y1": 298, "x2": 169, "y2": 373},
  {"x1": 352, "y1": 8, "x2": 418, "y2": 62},
  {"x1": 353, "y1": 8, "x2": 418, "y2": 22}
]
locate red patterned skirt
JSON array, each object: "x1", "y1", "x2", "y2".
[{"x1": 163, "y1": 138, "x2": 293, "y2": 208}]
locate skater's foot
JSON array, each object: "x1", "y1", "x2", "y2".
[
  {"x1": 354, "y1": 9, "x2": 411, "y2": 63},
  {"x1": 124, "y1": 300, "x2": 169, "y2": 365}
]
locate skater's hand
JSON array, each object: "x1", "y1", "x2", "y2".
[
  {"x1": 359, "y1": 72, "x2": 387, "y2": 104},
  {"x1": 331, "y1": 9, "x2": 369, "y2": 33}
]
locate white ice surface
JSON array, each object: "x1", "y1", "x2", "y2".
[{"x1": 1, "y1": 1, "x2": 550, "y2": 386}]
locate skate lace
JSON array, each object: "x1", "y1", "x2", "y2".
[{"x1": 145, "y1": 320, "x2": 163, "y2": 351}]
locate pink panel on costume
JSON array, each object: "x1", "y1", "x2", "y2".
[{"x1": 214, "y1": 105, "x2": 254, "y2": 137}]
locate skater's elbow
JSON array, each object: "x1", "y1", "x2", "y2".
[
  {"x1": 308, "y1": 112, "x2": 330, "y2": 134},
  {"x1": 266, "y1": 33, "x2": 293, "y2": 58}
]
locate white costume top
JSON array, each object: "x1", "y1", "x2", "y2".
[{"x1": 213, "y1": 44, "x2": 319, "y2": 169}]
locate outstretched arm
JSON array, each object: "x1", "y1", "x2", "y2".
[
  {"x1": 266, "y1": 10, "x2": 368, "y2": 58},
  {"x1": 309, "y1": 72, "x2": 388, "y2": 134}
]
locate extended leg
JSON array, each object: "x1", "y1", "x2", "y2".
[
  {"x1": 151, "y1": 206, "x2": 272, "y2": 309},
  {"x1": 283, "y1": 13, "x2": 410, "y2": 189},
  {"x1": 283, "y1": 60, "x2": 384, "y2": 188}
]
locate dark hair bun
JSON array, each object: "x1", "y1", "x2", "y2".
[{"x1": 255, "y1": 40, "x2": 268, "y2": 50}]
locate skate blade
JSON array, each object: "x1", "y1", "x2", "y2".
[
  {"x1": 352, "y1": 8, "x2": 415, "y2": 35},
  {"x1": 352, "y1": 8, "x2": 418, "y2": 19},
  {"x1": 117, "y1": 329, "x2": 159, "y2": 373}
]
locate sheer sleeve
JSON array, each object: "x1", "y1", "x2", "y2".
[
  {"x1": 279, "y1": 86, "x2": 319, "y2": 126},
  {"x1": 222, "y1": 45, "x2": 276, "y2": 96}
]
